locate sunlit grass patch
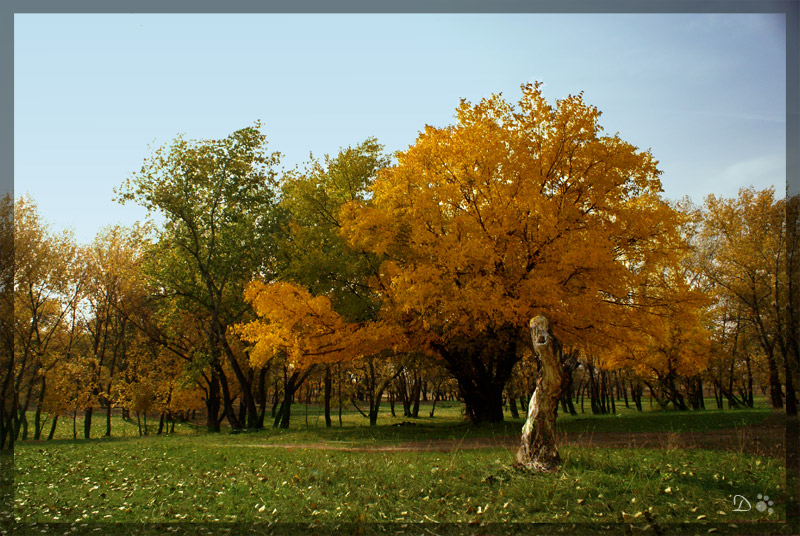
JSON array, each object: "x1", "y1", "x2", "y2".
[{"x1": 15, "y1": 432, "x2": 783, "y2": 526}]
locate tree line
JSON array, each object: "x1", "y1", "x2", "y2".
[{"x1": 1, "y1": 83, "x2": 798, "y2": 450}]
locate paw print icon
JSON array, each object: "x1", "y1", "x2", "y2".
[{"x1": 755, "y1": 494, "x2": 774, "y2": 514}]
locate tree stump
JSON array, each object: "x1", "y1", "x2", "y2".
[{"x1": 516, "y1": 315, "x2": 566, "y2": 472}]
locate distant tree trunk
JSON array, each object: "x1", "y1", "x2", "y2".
[
  {"x1": 47, "y1": 415, "x2": 58, "y2": 441},
  {"x1": 205, "y1": 371, "x2": 222, "y2": 433},
  {"x1": 33, "y1": 376, "x2": 46, "y2": 440},
  {"x1": 105, "y1": 395, "x2": 113, "y2": 437},
  {"x1": 323, "y1": 366, "x2": 333, "y2": 428},
  {"x1": 587, "y1": 364, "x2": 602, "y2": 414},
  {"x1": 509, "y1": 396, "x2": 520, "y2": 419},
  {"x1": 622, "y1": 378, "x2": 629, "y2": 409},
  {"x1": 337, "y1": 365, "x2": 343, "y2": 427},
  {"x1": 631, "y1": 382, "x2": 643, "y2": 412},
  {"x1": 389, "y1": 390, "x2": 396, "y2": 417},
  {"x1": 215, "y1": 362, "x2": 241, "y2": 429},
  {"x1": 786, "y1": 362, "x2": 798, "y2": 417},
  {"x1": 766, "y1": 348, "x2": 784, "y2": 409},
  {"x1": 429, "y1": 395, "x2": 439, "y2": 418},
  {"x1": 274, "y1": 367, "x2": 315, "y2": 429},
  {"x1": 83, "y1": 407, "x2": 93, "y2": 440},
  {"x1": 271, "y1": 376, "x2": 280, "y2": 418},
  {"x1": 560, "y1": 355, "x2": 578, "y2": 416},
  {"x1": 256, "y1": 366, "x2": 268, "y2": 428},
  {"x1": 517, "y1": 316, "x2": 566, "y2": 472},
  {"x1": 411, "y1": 372, "x2": 422, "y2": 418},
  {"x1": 745, "y1": 355, "x2": 754, "y2": 408}
]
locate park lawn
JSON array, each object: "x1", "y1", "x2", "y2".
[
  {"x1": 27, "y1": 397, "x2": 775, "y2": 445},
  {"x1": 13, "y1": 403, "x2": 786, "y2": 529}
]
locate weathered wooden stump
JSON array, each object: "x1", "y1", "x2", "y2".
[{"x1": 516, "y1": 315, "x2": 566, "y2": 472}]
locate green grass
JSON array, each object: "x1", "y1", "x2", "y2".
[
  {"x1": 14, "y1": 434, "x2": 783, "y2": 526},
  {"x1": 22, "y1": 411, "x2": 202, "y2": 442},
  {"x1": 13, "y1": 400, "x2": 787, "y2": 528},
  {"x1": 25, "y1": 396, "x2": 775, "y2": 444}
]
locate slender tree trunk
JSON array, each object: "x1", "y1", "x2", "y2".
[
  {"x1": 324, "y1": 366, "x2": 332, "y2": 428},
  {"x1": 745, "y1": 355, "x2": 754, "y2": 408},
  {"x1": 411, "y1": 372, "x2": 422, "y2": 418},
  {"x1": 83, "y1": 407, "x2": 94, "y2": 440},
  {"x1": 509, "y1": 396, "x2": 520, "y2": 419},
  {"x1": 429, "y1": 394, "x2": 439, "y2": 418},
  {"x1": 337, "y1": 365, "x2": 343, "y2": 427},
  {"x1": 256, "y1": 366, "x2": 268, "y2": 428},
  {"x1": 766, "y1": 348, "x2": 784, "y2": 409},
  {"x1": 215, "y1": 320, "x2": 258, "y2": 428},
  {"x1": 105, "y1": 397, "x2": 113, "y2": 437},
  {"x1": 33, "y1": 376, "x2": 46, "y2": 440},
  {"x1": 271, "y1": 377, "x2": 280, "y2": 418},
  {"x1": 622, "y1": 378, "x2": 629, "y2": 409},
  {"x1": 274, "y1": 367, "x2": 315, "y2": 429},
  {"x1": 216, "y1": 362, "x2": 240, "y2": 429},
  {"x1": 47, "y1": 415, "x2": 58, "y2": 441}
]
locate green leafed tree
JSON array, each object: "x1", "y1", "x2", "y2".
[{"x1": 116, "y1": 123, "x2": 283, "y2": 430}]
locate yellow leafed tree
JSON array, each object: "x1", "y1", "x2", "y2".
[{"x1": 341, "y1": 83, "x2": 683, "y2": 422}]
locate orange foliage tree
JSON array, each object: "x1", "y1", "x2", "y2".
[
  {"x1": 341, "y1": 83, "x2": 682, "y2": 422},
  {"x1": 698, "y1": 187, "x2": 794, "y2": 412},
  {"x1": 235, "y1": 281, "x2": 407, "y2": 427}
]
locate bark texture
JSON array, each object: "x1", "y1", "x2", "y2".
[{"x1": 516, "y1": 315, "x2": 566, "y2": 472}]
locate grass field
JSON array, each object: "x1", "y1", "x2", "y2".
[
  {"x1": 29, "y1": 397, "x2": 775, "y2": 443},
  {"x1": 7, "y1": 403, "x2": 784, "y2": 533},
  {"x1": 11, "y1": 398, "x2": 790, "y2": 533}
]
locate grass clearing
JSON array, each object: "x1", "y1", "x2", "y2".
[
  {"x1": 14, "y1": 433, "x2": 784, "y2": 525},
  {"x1": 13, "y1": 401, "x2": 787, "y2": 529}
]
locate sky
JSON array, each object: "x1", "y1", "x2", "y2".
[{"x1": 14, "y1": 13, "x2": 787, "y2": 245}]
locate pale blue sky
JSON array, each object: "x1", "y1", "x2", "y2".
[{"x1": 15, "y1": 13, "x2": 786, "y2": 244}]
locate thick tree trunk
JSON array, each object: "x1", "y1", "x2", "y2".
[
  {"x1": 433, "y1": 327, "x2": 519, "y2": 424},
  {"x1": 205, "y1": 372, "x2": 222, "y2": 433},
  {"x1": 462, "y1": 383, "x2": 505, "y2": 423},
  {"x1": 516, "y1": 316, "x2": 566, "y2": 472}
]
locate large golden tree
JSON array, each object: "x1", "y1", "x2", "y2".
[{"x1": 341, "y1": 83, "x2": 681, "y2": 422}]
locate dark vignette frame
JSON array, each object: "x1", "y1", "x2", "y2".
[{"x1": 0, "y1": 1, "x2": 796, "y2": 535}]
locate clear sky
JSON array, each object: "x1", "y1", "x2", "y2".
[{"x1": 14, "y1": 13, "x2": 786, "y2": 245}]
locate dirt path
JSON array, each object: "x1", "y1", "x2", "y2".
[{"x1": 229, "y1": 420, "x2": 786, "y2": 458}]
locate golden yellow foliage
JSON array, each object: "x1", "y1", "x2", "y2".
[
  {"x1": 341, "y1": 83, "x2": 680, "y2": 352},
  {"x1": 236, "y1": 281, "x2": 408, "y2": 370}
]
